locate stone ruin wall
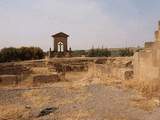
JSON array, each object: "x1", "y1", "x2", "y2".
[
  {"x1": 134, "y1": 22, "x2": 160, "y2": 81},
  {"x1": 0, "y1": 63, "x2": 31, "y2": 75},
  {"x1": 0, "y1": 56, "x2": 135, "y2": 86},
  {"x1": 102, "y1": 57, "x2": 133, "y2": 80},
  {"x1": 0, "y1": 58, "x2": 94, "y2": 86}
]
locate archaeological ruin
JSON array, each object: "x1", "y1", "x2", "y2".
[
  {"x1": 0, "y1": 58, "x2": 95, "y2": 86},
  {"x1": 134, "y1": 21, "x2": 160, "y2": 81},
  {"x1": 1, "y1": 22, "x2": 160, "y2": 86}
]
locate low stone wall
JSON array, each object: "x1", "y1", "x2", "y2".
[
  {"x1": 0, "y1": 63, "x2": 31, "y2": 75},
  {"x1": 53, "y1": 63, "x2": 89, "y2": 72},
  {"x1": 0, "y1": 58, "x2": 107, "y2": 75},
  {"x1": 33, "y1": 73, "x2": 61, "y2": 85},
  {"x1": 21, "y1": 60, "x2": 47, "y2": 68},
  {"x1": 0, "y1": 75, "x2": 20, "y2": 85}
]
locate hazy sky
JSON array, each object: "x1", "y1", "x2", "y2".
[{"x1": 0, "y1": 0, "x2": 160, "y2": 51}]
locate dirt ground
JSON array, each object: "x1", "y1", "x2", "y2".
[{"x1": 0, "y1": 65, "x2": 160, "y2": 120}]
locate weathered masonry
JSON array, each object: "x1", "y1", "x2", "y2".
[
  {"x1": 50, "y1": 32, "x2": 71, "y2": 57},
  {"x1": 52, "y1": 32, "x2": 69, "y2": 53},
  {"x1": 134, "y1": 21, "x2": 160, "y2": 81}
]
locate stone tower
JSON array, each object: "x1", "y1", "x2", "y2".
[{"x1": 52, "y1": 32, "x2": 69, "y2": 53}]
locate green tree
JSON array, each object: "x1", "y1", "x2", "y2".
[
  {"x1": 88, "y1": 47, "x2": 96, "y2": 57},
  {"x1": 0, "y1": 47, "x2": 44, "y2": 63},
  {"x1": 0, "y1": 47, "x2": 19, "y2": 62},
  {"x1": 119, "y1": 48, "x2": 134, "y2": 57},
  {"x1": 88, "y1": 48, "x2": 111, "y2": 57}
]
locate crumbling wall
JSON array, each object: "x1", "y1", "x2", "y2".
[
  {"x1": 0, "y1": 57, "x2": 110, "y2": 86},
  {"x1": 111, "y1": 68, "x2": 133, "y2": 80},
  {"x1": 96, "y1": 57, "x2": 133, "y2": 80},
  {"x1": 134, "y1": 44, "x2": 160, "y2": 81},
  {"x1": 0, "y1": 58, "x2": 93, "y2": 86},
  {"x1": 134, "y1": 22, "x2": 160, "y2": 81},
  {"x1": 110, "y1": 57, "x2": 133, "y2": 80}
]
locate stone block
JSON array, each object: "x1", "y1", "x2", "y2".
[
  {"x1": 0, "y1": 75, "x2": 20, "y2": 85},
  {"x1": 33, "y1": 73, "x2": 61, "y2": 85}
]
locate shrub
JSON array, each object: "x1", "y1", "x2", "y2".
[
  {"x1": 88, "y1": 48, "x2": 111, "y2": 57},
  {"x1": 119, "y1": 48, "x2": 134, "y2": 57},
  {"x1": 0, "y1": 47, "x2": 44, "y2": 63},
  {"x1": 0, "y1": 47, "x2": 19, "y2": 62},
  {"x1": 72, "y1": 50, "x2": 86, "y2": 57}
]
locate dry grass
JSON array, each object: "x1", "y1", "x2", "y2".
[
  {"x1": 124, "y1": 79, "x2": 160, "y2": 98},
  {"x1": 65, "y1": 72, "x2": 88, "y2": 81},
  {"x1": 0, "y1": 105, "x2": 27, "y2": 120},
  {"x1": 130, "y1": 97, "x2": 160, "y2": 111},
  {"x1": 2, "y1": 60, "x2": 160, "y2": 118},
  {"x1": 22, "y1": 90, "x2": 51, "y2": 108},
  {"x1": 59, "y1": 110, "x2": 92, "y2": 120},
  {"x1": 56, "y1": 92, "x2": 92, "y2": 107},
  {"x1": 121, "y1": 79, "x2": 160, "y2": 111}
]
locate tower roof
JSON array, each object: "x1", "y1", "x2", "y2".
[{"x1": 52, "y1": 32, "x2": 69, "y2": 38}]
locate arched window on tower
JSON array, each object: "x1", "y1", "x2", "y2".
[{"x1": 58, "y1": 42, "x2": 64, "y2": 52}]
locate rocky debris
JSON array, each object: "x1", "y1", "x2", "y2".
[
  {"x1": 112, "y1": 68, "x2": 133, "y2": 80},
  {"x1": 25, "y1": 105, "x2": 31, "y2": 109},
  {"x1": 125, "y1": 61, "x2": 133, "y2": 68},
  {"x1": 107, "y1": 57, "x2": 133, "y2": 68},
  {"x1": 124, "y1": 69, "x2": 133, "y2": 80},
  {"x1": 38, "y1": 107, "x2": 58, "y2": 117}
]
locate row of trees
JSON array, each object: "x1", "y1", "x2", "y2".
[
  {"x1": 72, "y1": 48, "x2": 134, "y2": 57},
  {"x1": 0, "y1": 47, "x2": 44, "y2": 63},
  {"x1": 87, "y1": 48, "x2": 134, "y2": 57},
  {"x1": 118, "y1": 48, "x2": 134, "y2": 57},
  {"x1": 0, "y1": 46, "x2": 135, "y2": 63},
  {"x1": 88, "y1": 48, "x2": 111, "y2": 57}
]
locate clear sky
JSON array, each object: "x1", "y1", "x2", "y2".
[{"x1": 0, "y1": 0, "x2": 160, "y2": 51}]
